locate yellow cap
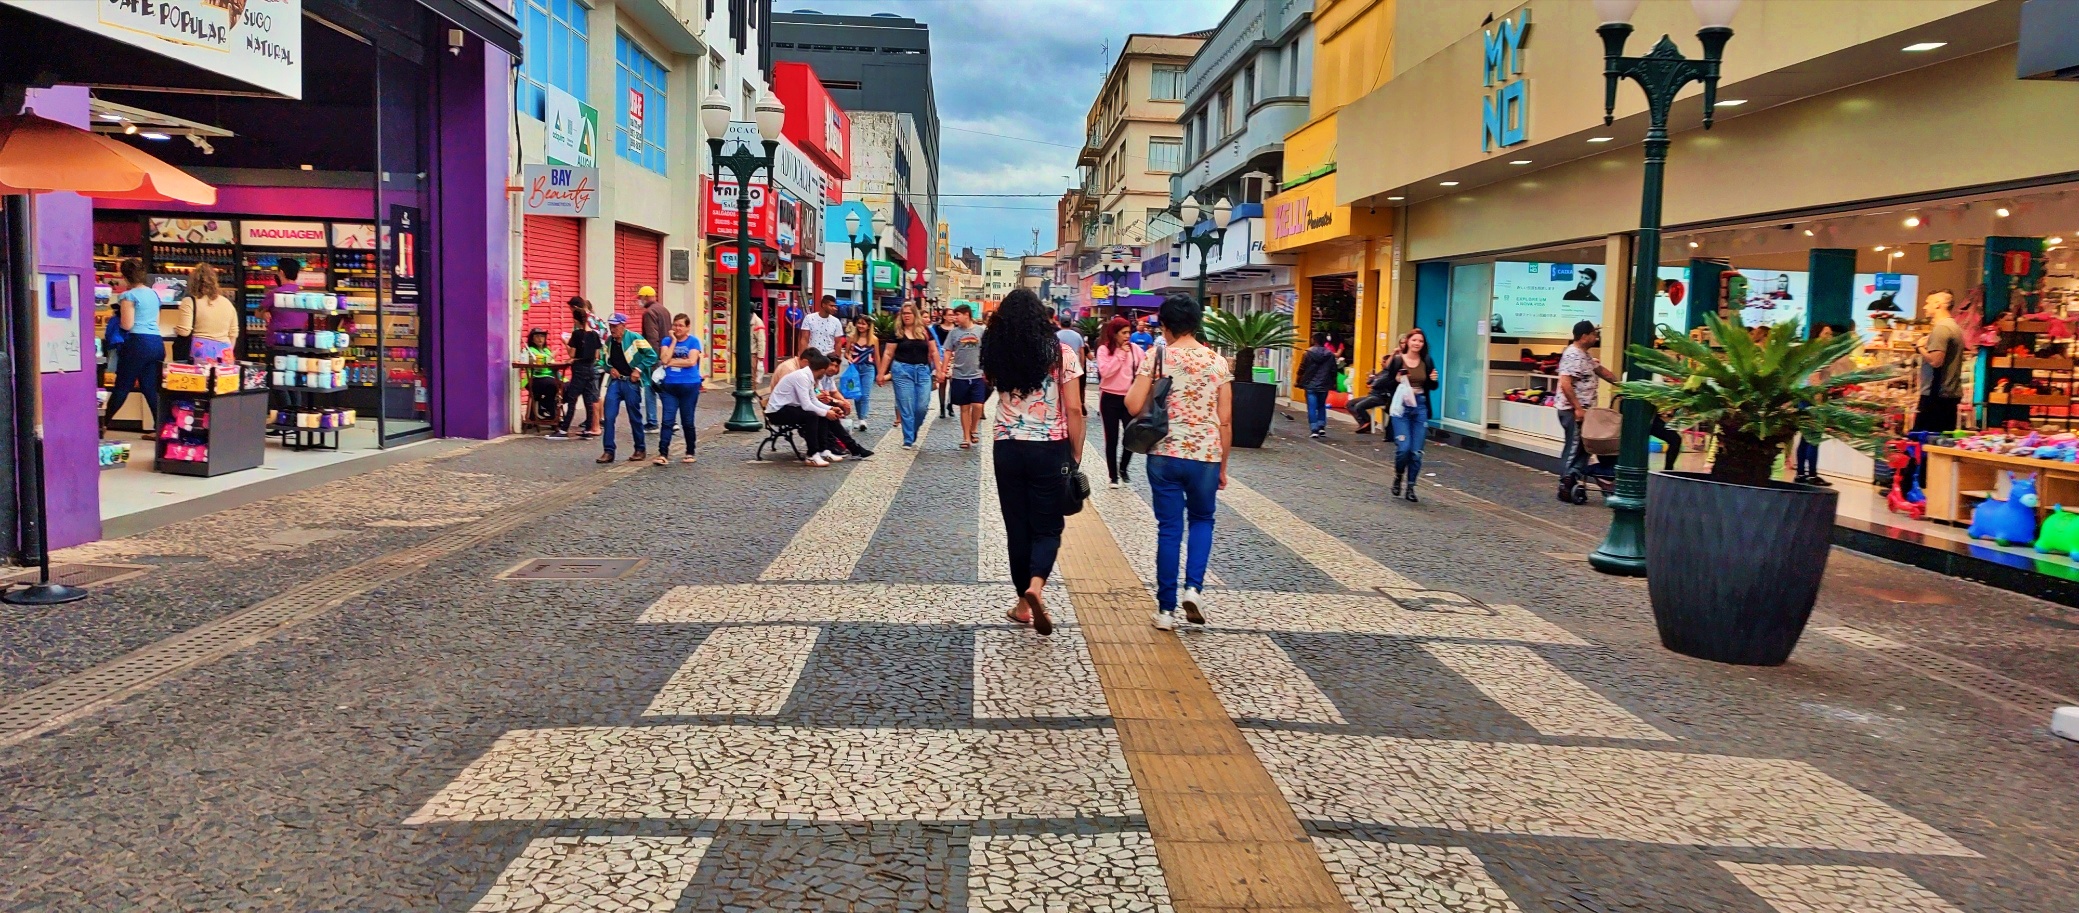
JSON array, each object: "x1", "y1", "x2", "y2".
[{"x1": 637, "y1": 286, "x2": 657, "y2": 298}]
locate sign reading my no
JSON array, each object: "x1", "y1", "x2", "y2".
[{"x1": 1481, "y1": 10, "x2": 1530, "y2": 152}]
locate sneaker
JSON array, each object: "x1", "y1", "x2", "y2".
[
  {"x1": 1179, "y1": 588, "x2": 1206, "y2": 625},
  {"x1": 1152, "y1": 611, "x2": 1177, "y2": 631},
  {"x1": 820, "y1": 451, "x2": 846, "y2": 463},
  {"x1": 1807, "y1": 475, "x2": 1833, "y2": 487},
  {"x1": 852, "y1": 447, "x2": 875, "y2": 459},
  {"x1": 545, "y1": 431, "x2": 570, "y2": 440},
  {"x1": 902, "y1": 442, "x2": 914, "y2": 449},
  {"x1": 805, "y1": 455, "x2": 831, "y2": 467},
  {"x1": 1108, "y1": 480, "x2": 1120, "y2": 489}
]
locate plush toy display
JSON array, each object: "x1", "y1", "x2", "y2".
[
  {"x1": 2037, "y1": 507, "x2": 2079, "y2": 555},
  {"x1": 1968, "y1": 474, "x2": 2040, "y2": 546}
]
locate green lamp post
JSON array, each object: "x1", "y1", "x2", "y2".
[
  {"x1": 1587, "y1": 0, "x2": 1737, "y2": 576},
  {"x1": 847, "y1": 209, "x2": 877, "y2": 312},
  {"x1": 702, "y1": 87, "x2": 788, "y2": 433},
  {"x1": 1177, "y1": 194, "x2": 1233, "y2": 306}
]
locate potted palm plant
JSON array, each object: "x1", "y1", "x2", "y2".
[
  {"x1": 1617, "y1": 313, "x2": 1892, "y2": 665},
  {"x1": 1076, "y1": 314, "x2": 1105, "y2": 348},
  {"x1": 871, "y1": 310, "x2": 899, "y2": 346},
  {"x1": 1202, "y1": 309, "x2": 1298, "y2": 448}
]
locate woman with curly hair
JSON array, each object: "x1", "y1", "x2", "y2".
[{"x1": 982, "y1": 288, "x2": 1086, "y2": 636}]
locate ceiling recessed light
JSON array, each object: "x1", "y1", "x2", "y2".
[
  {"x1": 1688, "y1": 241, "x2": 1700, "y2": 249},
  {"x1": 1902, "y1": 41, "x2": 1947, "y2": 52},
  {"x1": 1508, "y1": 160, "x2": 1532, "y2": 166},
  {"x1": 2051, "y1": 236, "x2": 2067, "y2": 245},
  {"x1": 98, "y1": 113, "x2": 122, "y2": 122},
  {"x1": 1803, "y1": 229, "x2": 1815, "y2": 237},
  {"x1": 1386, "y1": 196, "x2": 1405, "y2": 201},
  {"x1": 122, "y1": 124, "x2": 137, "y2": 135},
  {"x1": 300, "y1": 164, "x2": 315, "y2": 171},
  {"x1": 139, "y1": 132, "x2": 170, "y2": 141},
  {"x1": 1903, "y1": 215, "x2": 1922, "y2": 228},
  {"x1": 1586, "y1": 136, "x2": 1614, "y2": 143},
  {"x1": 1439, "y1": 181, "x2": 1460, "y2": 187},
  {"x1": 1874, "y1": 245, "x2": 1888, "y2": 252},
  {"x1": 1996, "y1": 207, "x2": 2011, "y2": 218},
  {"x1": 1715, "y1": 99, "x2": 1747, "y2": 107}
]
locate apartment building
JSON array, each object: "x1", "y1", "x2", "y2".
[{"x1": 1069, "y1": 31, "x2": 1208, "y2": 311}]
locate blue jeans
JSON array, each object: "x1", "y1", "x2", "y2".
[
  {"x1": 1795, "y1": 436, "x2": 1819, "y2": 477},
  {"x1": 843, "y1": 362, "x2": 873, "y2": 421},
  {"x1": 1304, "y1": 390, "x2": 1329, "y2": 434},
  {"x1": 644, "y1": 383, "x2": 659, "y2": 427},
  {"x1": 890, "y1": 361, "x2": 933, "y2": 445},
  {"x1": 601, "y1": 378, "x2": 645, "y2": 456},
  {"x1": 1391, "y1": 402, "x2": 1430, "y2": 478},
  {"x1": 656, "y1": 382, "x2": 700, "y2": 457},
  {"x1": 1147, "y1": 454, "x2": 1220, "y2": 613}
]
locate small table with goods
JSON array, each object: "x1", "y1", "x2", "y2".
[{"x1": 155, "y1": 363, "x2": 267, "y2": 478}]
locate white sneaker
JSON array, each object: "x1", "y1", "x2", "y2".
[
  {"x1": 804, "y1": 455, "x2": 831, "y2": 467},
  {"x1": 1152, "y1": 611, "x2": 1177, "y2": 631},
  {"x1": 1179, "y1": 588, "x2": 1207, "y2": 625},
  {"x1": 820, "y1": 451, "x2": 846, "y2": 463},
  {"x1": 1107, "y1": 480, "x2": 1119, "y2": 489}
]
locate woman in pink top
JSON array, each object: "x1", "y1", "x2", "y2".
[
  {"x1": 1095, "y1": 316, "x2": 1144, "y2": 487},
  {"x1": 983, "y1": 289, "x2": 1086, "y2": 636}
]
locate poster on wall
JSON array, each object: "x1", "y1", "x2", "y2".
[
  {"x1": 1851, "y1": 272, "x2": 1919, "y2": 333},
  {"x1": 3, "y1": 0, "x2": 304, "y2": 98},
  {"x1": 1489, "y1": 262, "x2": 1605, "y2": 339},
  {"x1": 1730, "y1": 269, "x2": 1808, "y2": 331},
  {"x1": 1651, "y1": 265, "x2": 1690, "y2": 333},
  {"x1": 148, "y1": 218, "x2": 232, "y2": 244},
  {"x1": 389, "y1": 205, "x2": 420, "y2": 305},
  {"x1": 544, "y1": 85, "x2": 599, "y2": 168},
  {"x1": 331, "y1": 222, "x2": 377, "y2": 249}
]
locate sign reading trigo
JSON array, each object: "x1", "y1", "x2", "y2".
[{"x1": 6, "y1": 0, "x2": 303, "y2": 99}]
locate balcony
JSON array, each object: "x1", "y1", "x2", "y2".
[
  {"x1": 1177, "y1": 98, "x2": 1308, "y2": 195},
  {"x1": 1077, "y1": 125, "x2": 1103, "y2": 165}
]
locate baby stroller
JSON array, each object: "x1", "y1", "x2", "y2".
[{"x1": 1561, "y1": 406, "x2": 1623, "y2": 505}]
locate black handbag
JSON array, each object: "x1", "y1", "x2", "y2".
[
  {"x1": 1061, "y1": 461, "x2": 1091, "y2": 515},
  {"x1": 1121, "y1": 346, "x2": 1171, "y2": 455}
]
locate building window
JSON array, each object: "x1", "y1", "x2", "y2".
[
  {"x1": 708, "y1": 52, "x2": 725, "y2": 95},
  {"x1": 517, "y1": 0, "x2": 589, "y2": 120},
  {"x1": 616, "y1": 32, "x2": 668, "y2": 174},
  {"x1": 1196, "y1": 112, "x2": 1209, "y2": 153},
  {"x1": 1151, "y1": 64, "x2": 1186, "y2": 101},
  {"x1": 1217, "y1": 89, "x2": 1234, "y2": 138},
  {"x1": 1147, "y1": 138, "x2": 1181, "y2": 172},
  {"x1": 1242, "y1": 64, "x2": 1256, "y2": 109}
]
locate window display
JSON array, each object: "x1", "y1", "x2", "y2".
[{"x1": 1489, "y1": 261, "x2": 1604, "y2": 339}]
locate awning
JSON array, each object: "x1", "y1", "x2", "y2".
[{"x1": 417, "y1": 0, "x2": 524, "y2": 59}]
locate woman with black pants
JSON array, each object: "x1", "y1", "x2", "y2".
[
  {"x1": 984, "y1": 289, "x2": 1086, "y2": 637},
  {"x1": 104, "y1": 258, "x2": 165, "y2": 438},
  {"x1": 1094, "y1": 317, "x2": 1142, "y2": 487}
]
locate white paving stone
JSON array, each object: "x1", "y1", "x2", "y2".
[
  {"x1": 639, "y1": 582, "x2": 1077, "y2": 627},
  {"x1": 1312, "y1": 837, "x2": 1524, "y2": 913},
  {"x1": 406, "y1": 724, "x2": 1138, "y2": 823},
  {"x1": 1079, "y1": 440, "x2": 1223, "y2": 587},
  {"x1": 967, "y1": 831, "x2": 1174, "y2": 913},
  {"x1": 978, "y1": 430, "x2": 1011, "y2": 583},
  {"x1": 761, "y1": 414, "x2": 933, "y2": 582},
  {"x1": 1209, "y1": 590, "x2": 1589, "y2": 644},
  {"x1": 1248, "y1": 731, "x2": 1978, "y2": 856},
  {"x1": 1186, "y1": 633, "x2": 1345, "y2": 724},
  {"x1": 1420, "y1": 642, "x2": 1672, "y2": 740},
  {"x1": 642, "y1": 625, "x2": 819, "y2": 717},
  {"x1": 1220, "y1": 480, "x2": 1423, "y2": 592},
  {"x1": 972, "y1": 628, "x2": 1107, "y2": 719},
  {"x1": 468, "y1": 836, "x2": 712, "y2": 913},
  {"x1": 1719, "y1": 863, "x2": 1966, "y2": 913}
]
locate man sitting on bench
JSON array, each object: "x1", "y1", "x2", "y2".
[{"x1": 766, "y1": 351, "x2": 872, "y2": 466}]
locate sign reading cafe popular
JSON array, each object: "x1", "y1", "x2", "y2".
[
  {"x1": 3, "y1": 0, "x2": 304, "y2": 99},
  {"x1": 1480, "y1": 9, "x2": 1530, "y2": 152}
]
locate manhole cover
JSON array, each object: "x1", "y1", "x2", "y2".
[
  {"x1": 1, "y1": 563, "x2": 150, "y2": 588},
  {"x1": 499, "y1": 558, "x2": 648, "y2": 580}
]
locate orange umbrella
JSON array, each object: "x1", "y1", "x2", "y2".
[{"x1": 0, "y1": 113, "x2": 215, "y2": 203}]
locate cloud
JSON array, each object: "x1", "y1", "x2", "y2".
[{"x1": 788, "y1": 0, "x2": 1229, "y2": 255}]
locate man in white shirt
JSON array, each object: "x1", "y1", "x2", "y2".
[
  {"x1": 798, "y1": 295, "x2": 845, "y2": 359},
  {"x1": 765, "y1": 352, "x2": 871, "y2": 466}
]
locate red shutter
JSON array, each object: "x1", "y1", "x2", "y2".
[
  {"x1": 613, "y1": 224, "x2": 664, "y2": 323},
  {"x1": 522, "y1": 215, "x2": 584, "y2": 344}
]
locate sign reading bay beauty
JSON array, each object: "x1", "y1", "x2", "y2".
[
  {"x1": 522, "y1": 164, "x2": 601, "y2": 218},
  {"x1": 544, "y1": 85, "x2": 598, "y2": 168},
  {"x1": 1480, "y1": 9, "x2": 1530, "y2": 152},
  {"x1": 4, "y1": 0, "x2": 303, "y2": 98}
]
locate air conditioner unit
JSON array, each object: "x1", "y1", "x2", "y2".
[{"x1": 1240, "y1": 171, "x2": 1272, "y2": 205}]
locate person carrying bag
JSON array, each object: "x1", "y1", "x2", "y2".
[{"x1": 1122, "y1": 345, "x2": 1170, "y2": 454}]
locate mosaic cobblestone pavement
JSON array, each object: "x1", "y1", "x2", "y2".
[{"x1": 1, "y1": 403, "x2": 2074, "y2": 911}]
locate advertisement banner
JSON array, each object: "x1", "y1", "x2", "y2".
[
  {"x1": 522, "y1": 164, "x2": 601, "y2": 218},
  {"x1": 331, "y1": 222, "x2": 377, "y2": 249},
  {"x1": 1488, "y1": 261, "x2": 1605, "y2": 339},
  {"x1": 238, "y1": 219, "x2": 327, "y2": 248},
  {"x1": 544, "y1": 85, "x2": 599, "y2": 168},
  {"x1": 713, "y1": 245, "x2": 766, "y2": 276},
  {"x1": 389, "y1": 205, "x2": 420, "y2": 304},
  {"x1": 775, "y1": 190, "x2": 800, "y2": 254},
  {"x1": 702, "y1": 177, "x2": 774, "y2": 239},
  {"x1": 4, "y1": 0, "x2": 303, "y2": 98},
  {"x1": 148, "y1": 217, "x2": 232, "y2": 244}
]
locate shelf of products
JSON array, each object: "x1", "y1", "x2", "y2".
[
  {"x1": 154, "y1": 376, "x2": 268, "y2": 478},
  {"x1": 265, "y1": 290, "x2": 353, "y2": 452}
]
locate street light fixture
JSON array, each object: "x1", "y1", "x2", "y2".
[
  {"x1": 703, "y1": 86, "x2": 787, "y2": 433},
  {"x1": 909, "y1": 267, "x2": 928, "y2": 310},
  {"x1": 1587, "y1": 0, "x2": 1737, "y2": 577},
  {"x1": 845, "y1": 209, "x2": 878, "y2": 313},
  {"x1": 1177, "y1": 194, "x2": 1233, "y2": 307}
]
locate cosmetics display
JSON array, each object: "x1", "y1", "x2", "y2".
[{"x1": 153, "y1": 385, "x2": 268, "y2": 478}]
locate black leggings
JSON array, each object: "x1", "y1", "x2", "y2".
[
  {"x1": 1649, "y1": 417, "x2": 1681, "y2": 472},
  {"x1": 1100, "y1": 392, "x2": 1134, "y2": 482},
  {"x1": 995, "y1": 438, "x2": 1074, "y2": 595}
]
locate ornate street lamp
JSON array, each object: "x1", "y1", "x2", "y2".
[
  {"x1": 846, "y1": 209, "x2": 878, "y2": 313},
  {"x1": 1176, "y1": 194, "x2": 1233, "y2": 307},
  {"x1": 703, "y1": 87, "x2": 787, "y2": 432},
  {"x1": 909, "y1": 267, "x2": 928, "y2": 310},
  {"x1": 1587, "y1": 0, "x2": 1737, "y2": 576}
]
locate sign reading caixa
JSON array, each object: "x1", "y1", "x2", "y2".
[
  {"x1": 1481, "y1": 9, "x2": 1530, "y2": 152},
  {"x1": 5, "y1": 0, "x2": 303, "y2": 99},
  {"x1": 522, "y1": 164, "x2": 600, "y2": 218}
]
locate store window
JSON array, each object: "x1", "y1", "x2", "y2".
[
  {"x1": 517, "y1": 0, "x2": 589, "y2": 120},
  {"x1": 1148, "y1": 138, "x2": 1181, "y2": 173},
  {"x1": 1442, "y1": 262, "x2": 1493, "y2": 429},
  {"x1": 1151, "y1": 65, "x2": 1186, "y2": 101},
  {"x1": 616, "y1": 32, "x2": 669, "y2": 174}
]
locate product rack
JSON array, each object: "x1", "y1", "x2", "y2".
[
  {"x1": 154, "y1": 385, "x2": 268, "y2": 477},
  {"x1": 1984, "y1": 311, "x2": 2078, "y2": 431}
]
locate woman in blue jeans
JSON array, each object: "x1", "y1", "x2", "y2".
[
  {"x1": 104, "y1": 258, "x2": 165, "y2": 437},
  {"x1": 653, "y1": 314, "x2": 704, "y2": 464},
  {"x1": 842, "y1": 314, "x2": 877, "y2": 432},
  {"x1": 1384, "y1": 328, "x2": 1439, "y2": 502},
  {"x1": 1127, "y1": 294, "x2": 1233, "y2": 632},
  {"x1": 877, "y1": 303, "x2": 941, "y2": 448}
]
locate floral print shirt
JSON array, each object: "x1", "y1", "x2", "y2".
[
  {"x1": 993, "y1": 343, "x2": 1083, "y2": 442},
  {"x1": 1139, "y1": 342, "x2": 1232, "y2": 463}
]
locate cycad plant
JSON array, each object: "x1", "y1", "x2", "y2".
[
  {"x1": 871, "y1": 309, "x2": 899, "y2": 345},
  {"x1": 1076, "y1": 314, "x2": 1105, "y2": 346},
  {"x1": 1201, "y1": 309, "x2": 1298, "y2": 379},
  {"x1": 1616, "y1": 313, "x2": 1894, "y2": 487}
]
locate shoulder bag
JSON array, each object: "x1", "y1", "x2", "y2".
[{"x1": 1122, "y1": 346, "x2": 1171, "y2": 455}]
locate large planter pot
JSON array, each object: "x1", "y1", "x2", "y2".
[
  {"x1": 1230, "y1": 380, "x2": 1276, "y2": 448},
  {"x1": 1645, "y1": 470, "x2": 1838, "y2": 666}
]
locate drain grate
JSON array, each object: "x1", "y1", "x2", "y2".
[
  {"x1": 1813, "y1": 624, "x2": 2079, "y2": 718},
  {"x1": 1376, "y1": 586, "x2": 1499, "y2": 616},
  {"x1": 499, "y1": 558, "x2": 648, "y2": 580},
  {"x1": 0, "y1": 563, "x2": 150, "y2": 589}
]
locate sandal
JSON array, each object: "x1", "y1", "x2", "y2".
[
  {"x1": 1005, "y1": 607, "x2": 1032, "y2": 625},
  {"x1": 681, "y1": 455, "x2": 698, "y2": 464},
  {"x1": 652, "y1": 456, "x2": 668, "y2": 466},
  {"x1": 1022, "y1": 586, "x2": 1053, "y2": 637}
]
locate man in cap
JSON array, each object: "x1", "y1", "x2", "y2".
[{"x1": 638, "y1": 286, "x2": 670, "y2": 430}]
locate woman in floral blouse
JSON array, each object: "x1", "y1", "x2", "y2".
[
  {"x1": 982, "y1": 289, "x2": 1086, "y2": 637},
  {"x1": 1127, "y1": 294, "x2": 1232, "y2": 631}
]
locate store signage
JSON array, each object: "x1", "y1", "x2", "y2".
[
  {"x1": 4, "y1": 0, "x2": 303, "y2": 98},
  {"x1": 331, "y1": 222, "x2": 376, "y2": 249},
  {"x1": 239, "y1": 219, "x2": 326, "y2": 247},
  {"x1": 627, "y1": 88, "x2": 645, "y2": 144},
  {"x1": 148, "y1": 217, "x2": 231, "y2": 244},
  {"x1": 870, "y1": 260, "x2": 898, "y2": 287},
  {"x1": 718, "y1": 120, "x2": 764, "y2": 156},
  {"x1": 1270, "y1": 194, "x2": 1335, "y2": 240},
  {"x1": 1480, "y1": 9, "x2": 1530, "y2": 152},
  {"x1": 772, "y1": 139, "x2": 825, "y2": 202},
  {"x1": 713, "y1": 245, "x2": 765, "y2": 275},
  {"x1": 544, "y1": 85, "x2": 599, "y2": 168},
  {"x1": 1091, "y1": 284, "x2": 1112, "y2": 300},
  {"x1": 522, "y1": 164, "x2": 601, "y2": 218},
  {"x1": 827, "y1": 108, "x2": 846, "y2": 160},
  {"x1": 703, "y1": 177, "x2": 774, "y2": 238},
  {"x1": 775, "y1": 190, "x2": 801, "y2": 253},
  {"x1": 389, "y1": 205, "x2": 420, "y2": 304},
  {"x1": 844, "y1": 259, "x2": 863, "y2": 276},
  {"x1": 2005, "y1": 250, "x2": 2034, "y2": 276},
  {"x1": 1929, "y1": 242, "x2": 1954, "y2": 262}
]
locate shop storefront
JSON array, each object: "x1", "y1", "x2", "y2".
[
  {"x1": 1173, "y1": 211, "x2": 1301, "y2": 384},
  {"x1": 702, "y1": 165, "x2": 781, "y2": 380},
  {"x1": 1334, "y1": 0, "x2": 2079, "y2": 600},
  {"x1": 2, "y1": 0, "x2": 517, "y2": 549},
  {"x1": 1262, "y1": 169, "x2": 1393, "y2": 399}
]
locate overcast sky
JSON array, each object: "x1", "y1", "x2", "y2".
[{"x1": 793, "y1": 0, "x2": 1230, "y2": 257}]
